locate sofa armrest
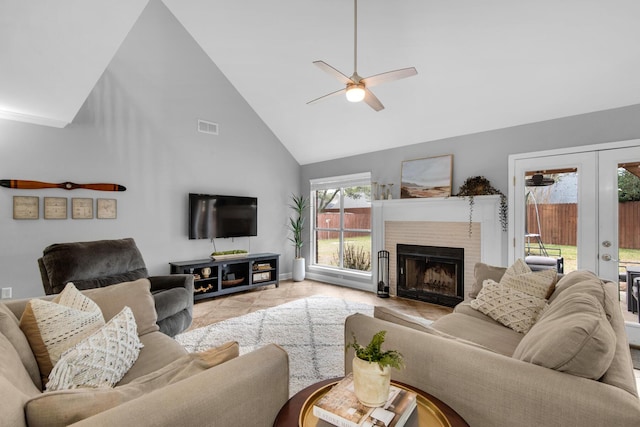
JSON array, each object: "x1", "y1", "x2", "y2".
[
  {"x1": 149, "y1": 274, "x2": 194, "y2": 294},
  {"x1": 345, "y1": 313, "x2": 640, "y2": 427},
  {"x1": 70, "y1": 344, "x2": 289, "y2": 427}
]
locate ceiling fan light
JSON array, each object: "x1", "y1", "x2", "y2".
[{"x1": 346, "y1": 84, "x2": 365, "y2": 102}]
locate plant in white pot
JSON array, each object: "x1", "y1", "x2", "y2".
[
  {"x1": 347, "y1": 330, "x2": 404, "y2": 407},
  {"x1": 288, "y1": 194, "x2": 309, "y2": 282}
]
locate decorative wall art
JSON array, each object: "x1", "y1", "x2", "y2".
[
  {"x1": 97, "y1": 198, "x2": 117, "y2": 219},
  {"x1": 44, "y1": 197, "x2": 67, "y2": 219},
  {"x1": 72, "y1": 198, "x2": 93, "y2": 219},
  {"x1": 401, "y1": 154, "x2": 453, "y2": 198},
  {"x1": 13, "y1": 196, "x2": 39, "y2": 219}
]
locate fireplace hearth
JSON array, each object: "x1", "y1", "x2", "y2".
[{"x1": 397, "y1": 244, "x2": 464, "y2": 307}]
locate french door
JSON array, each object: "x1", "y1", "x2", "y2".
[{"x1": 510, "y1": 141, "x2": 640, "y2": 284}]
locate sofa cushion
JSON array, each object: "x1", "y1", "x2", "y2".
[
  {"x1": 373, "y1": 306, "x2": 434, "y2": 331},
  {"x1": 20, "y1": 283, "x2": 105, "y2": 384},
  {"x1": 0, "y1": 303, "x2": 41, "y2": 389},
  {"x1": 82, "y1": 278, "x2": 159, "y2": 336},
  {"x1": 470, "y1": 280, "x2": 547, "y2": 334},
  {"x1": 0, "y1": 332, "x2": 41, "y2": 427},
  {"x1": 117, "y1": 331, "x2": 188, "y2": 385},
  {"x1": 500, "y1": 259, "x2": 557, "y2": 299},
  {"x1": 374, "y1": 306, "x2": 494, "y2": 352},
  {"x1": 25, "y1": 342, "x2": 239, "y2": 427},
  {"x1": 513, "y1": 292, "x2": 616, "y2": 380},
  {"x1": 547, "y1": 269, "x2": 601, "y2": 304},
  {"x1": 47, "y1": 306, "x2": 143, "y2": 391},
  {"x1": 431, "y1": 311, "x2": 524, "y2": 356},
  {"x1": 471, "y1": 262, "x2": 507, "y2": 298}
]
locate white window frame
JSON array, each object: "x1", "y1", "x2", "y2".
[{"x1": 309, "y1": 172, "x2": 372, "y2": 278}]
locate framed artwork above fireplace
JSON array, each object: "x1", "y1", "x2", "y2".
[{"x1": 400, "y1": 154, "x2": 453, "y2": 198}]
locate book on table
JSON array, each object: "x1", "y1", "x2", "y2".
[{"x1": 313, "y1": 373, "x2": 417, "y2": 427}]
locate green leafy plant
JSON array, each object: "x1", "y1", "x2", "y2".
[
  {"x1": 210, "y1": 249, "x2": 248, "y2": 256},
  {"x1": 334, "y1": 244, "x2": 372, "y2": 271},
  {"x1": 288, "y1": 194, "x2": 309, "y2": 259},
  {"x1": 347, "y1": 330, "x2": 404, "y2": 371},
  {"x1": 457, "y1": 176, "x2": 508, "y2": 235}
]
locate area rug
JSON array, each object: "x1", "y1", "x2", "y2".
[{"x1": 175, "y1": 295, "x2": 375, "y2": 396}]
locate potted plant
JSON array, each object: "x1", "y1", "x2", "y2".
[
  {"x1": 288, "y1": 194, "x2": 309, "y2": 281},
  {"x1": 457, "y1": 176, "x2": 508, "y2": 236},
  {"x1": 347, "y1": 330, "x2": 404, "y2": 407}
]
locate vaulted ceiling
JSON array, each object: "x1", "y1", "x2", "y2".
[{"x1": 2, "y1": 0, "x2": 640, "y2": 164}]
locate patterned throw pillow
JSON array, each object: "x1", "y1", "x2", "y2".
[
  {"x1": 47, "y1": 306, "x2": 143, "y2": 390},
  {"x1": 20, "y1": 283, "x2": 105, "y2": 384},
  {"x1": 500, "y1": 258, "x2": 557, "y2": 299},
  {"x1": 470, "y1": 280, "x2": 548, "y2": 334}
]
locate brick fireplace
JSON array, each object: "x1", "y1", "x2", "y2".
[{"x1": 372, "y1": 196, "x2": 505, "y2": 301}]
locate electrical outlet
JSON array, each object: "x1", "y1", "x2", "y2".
[{"x1": 1, "y1": 287, "x2": 12, "y2": 299}]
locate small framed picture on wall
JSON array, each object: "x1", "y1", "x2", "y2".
[
  {"x1": 72, "y1": 198, "x2": 93, "y2": 219},
  {"x1": 13, "y1": 196, "x2": 39, "y2": 219},
  {"x1": 44, "y1": 197, "x2": 67, "y2": 219},
  {"x1": 97, "y1": 198, "x2": 117, "y2": 219}
]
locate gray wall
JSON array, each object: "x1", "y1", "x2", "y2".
[
  {"x1": 0, "y1": 1, "x2": 300, "y2": 299},
  {"x1": 301, "y1": 104, "x2": 640, "y2": 261}
]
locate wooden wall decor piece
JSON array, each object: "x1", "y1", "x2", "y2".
[{"x1": 0, "y1": 180, "x2": 126, "y2": 192}]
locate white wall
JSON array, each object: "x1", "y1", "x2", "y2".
[
  {"x1": 301, "y1": 104, "x2": 640, "y2": 265},
  {"x1": 0, "y1": 1, "x2": 300, "y2": 299}
]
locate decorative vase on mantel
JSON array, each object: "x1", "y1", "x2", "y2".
[{"x1": 352, "y1": 356, "x2": 391, "y2": 407}]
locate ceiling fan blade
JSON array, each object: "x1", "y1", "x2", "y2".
[
  {"x1": 361, "y1": 67, "x2": 417, "y2": 88},
  {"x1": 313, "y1": 61, "x2": 354, "y2": 85},
  {"x1": 307, "y1": 87, "x2": 347, "y2": 105},
  {"x1": 363, "y1": 88, "x2": 384, "y2": 111}
]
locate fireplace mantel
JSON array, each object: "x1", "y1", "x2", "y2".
[{"x1": 372, "y1": 195, "x2": 507, "y2": 298}]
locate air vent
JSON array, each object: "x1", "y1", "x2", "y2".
[{"x1": 197, "y1": 119, "x2": 219, "y2": 135}]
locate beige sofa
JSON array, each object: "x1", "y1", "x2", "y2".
[
  {"x1": 345, "y1": 268, "x2": 640, "y2": 427},
  {"x1": 1, "y1": 279, "x2": 289, "y2": 427}
]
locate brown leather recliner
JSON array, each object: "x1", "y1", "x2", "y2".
[{"x1": 37, "y1": 237, "x2": 193, "y2": 337}]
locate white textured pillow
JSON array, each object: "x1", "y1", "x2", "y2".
[
  {"x1": 20, "y1": 283, "x2": 105, "y2": 383},
  {"x1": 46, "y1": 306, "x2": 143, "y2": 391},
  {"x1": 470, "y1": 280, "x2": 547, "y2": 334},
  {"x1": 500, "y1": 259, "x2": 557, "y2": 299}
]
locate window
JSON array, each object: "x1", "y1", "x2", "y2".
[{"x1": 310, "y1": 172, "x2": 372, "y2": 274}]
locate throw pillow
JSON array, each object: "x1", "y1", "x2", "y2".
[
  {"x1": 513, "y1": 292, "x2": 616, "y2": 380},
  {"x1": 46, "y1": 306, "x2": 143, "y2": 391},
  {"x1": 500, "y1": 258, "x2": 557, "y2": 299},
  {"x1": 19, "y1": 283, "x2": 105, "y2": 384},
  {"x1": 0, "y1": 303, "x2": 42, "y2": 389},
  {"x1": 26, "y1": 342, "x2": 239, "y2": 427},
  {"x1": 82, "y1": 278, "x2": 159, "y2": 335},
  {"x1": 470, "y1": 280, "x2": 547, "y2": 334},
  {"x1": 471, "y1": 262, "x2": 507, "y2": 298}
]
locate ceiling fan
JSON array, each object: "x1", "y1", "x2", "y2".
[{"x1": 307, "y1": 0, "x2": 417, "y2": 111}]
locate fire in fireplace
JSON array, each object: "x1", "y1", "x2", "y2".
[{"x1": 397, "y1": 244, "x2": 464, "y2": 307}]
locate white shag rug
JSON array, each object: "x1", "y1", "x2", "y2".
[{"x1": 175, "y1": 295, "x2": 374, "y2": 396}]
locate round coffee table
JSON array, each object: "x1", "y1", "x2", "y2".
[{"x1": 273, "y1": 378, "x2": 469, "y2": 427}]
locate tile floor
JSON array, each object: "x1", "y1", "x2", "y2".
[{"x1": 189, "y1": 279, "x2": 640, "y2": 394}]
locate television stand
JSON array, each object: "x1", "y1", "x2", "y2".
[{"x1": 169, "y1": 253, "x2": 280, "y2": 301}]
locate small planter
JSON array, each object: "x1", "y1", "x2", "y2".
[
  {"x1": 352, "y1": 356, "x2": 391, "y2": 407},
  {"x1": 292, "y1": 257, "x2": 305, "y2": 282}
]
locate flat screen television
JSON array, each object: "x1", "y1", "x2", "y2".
[{"x1": 189, "y1": 193, "x2": 258, "y2": 239}]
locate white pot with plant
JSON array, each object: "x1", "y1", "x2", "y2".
[
  {"x1": 288, "y1": 194, "x2": 309, "y2": 282},
  {"x1": 347, "y1": 330, "x2": 404, "y2": 407}
]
